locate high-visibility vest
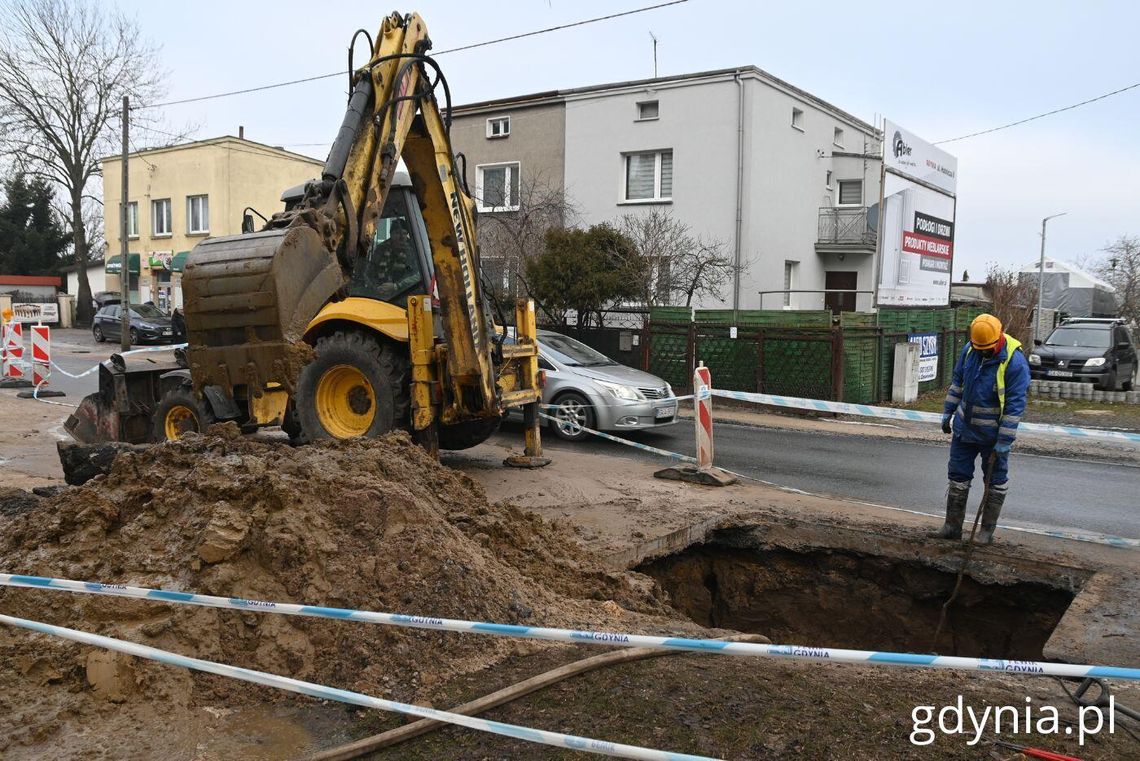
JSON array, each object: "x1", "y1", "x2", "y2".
[{"x1": 965, "y1": 334, "x2": 1023, "y2": 418}]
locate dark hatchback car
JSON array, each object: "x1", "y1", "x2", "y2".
[
  {"x1": 1029, "y1": 318, "x2": 1137, "y2": 391},
  {"x1": 92, "y1": 303, "x2": 175, "y2": 345}
]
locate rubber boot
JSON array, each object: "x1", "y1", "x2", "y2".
[
  {"x1": 931, "y1": 480, "x2": 970, "y2": 540},
  {"x1": 975, "y1": 483, "x2": 1008, "y2": 545}
]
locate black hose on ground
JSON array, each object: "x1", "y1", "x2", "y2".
[{"x1": 304, "y1": 632, "x2": 768, "y2": 761}]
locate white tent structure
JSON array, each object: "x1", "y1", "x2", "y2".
[{"x1": 1018, "y1": 257, "x2": 1118, "y2": 317}]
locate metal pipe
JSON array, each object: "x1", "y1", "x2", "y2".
[
  {"x1": 732, "y1": 71, "x2": 745, "y2": 318},
  {"x1": 1035, "y1": 212, "x2": 1067, "y2": 340},
  {"x1": 322, "y1": 76, "x2": 374, "y2": 182},
  {"x1": 119, "y1": 95, "x2": 131, "y2": 351}
]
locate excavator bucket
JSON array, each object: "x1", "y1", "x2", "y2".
[{"x1": 181, "y1": 225, "x2": 345, "y2": 393}]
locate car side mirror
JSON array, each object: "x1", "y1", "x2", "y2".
[{"x1": 1033, "y1": 339, "x2": 1043, "y2": 347}]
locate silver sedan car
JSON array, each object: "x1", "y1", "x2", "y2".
[{"x1": 530, "y1": 329, "x2": 679, "y2": 442}]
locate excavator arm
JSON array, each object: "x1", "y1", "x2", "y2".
[{"x1": 171, "y1": 11, "x2": 541, "y2": 453}]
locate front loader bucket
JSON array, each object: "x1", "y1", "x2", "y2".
[
  {"x1": 64, "y1": 392, "x2": 119, "y2": 444},
  {"x1": 182, "y1": 226, "x2": 344, "y2": 393}
]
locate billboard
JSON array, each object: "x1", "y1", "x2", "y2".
[
  {"x1": 12, "y1": 302, "x2": 59, "y2": 323},
  {"x1": 877, "y1": 120, "x2": 958, "y2": 307}
]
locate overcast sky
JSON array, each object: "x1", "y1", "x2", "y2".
[{"x1": 122, "y1": 0, "x2": 1140, "y2": 280}]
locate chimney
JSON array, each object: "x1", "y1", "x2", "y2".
[{"x1": 238, "y1": 126, "x2": 245, "y2": 140}]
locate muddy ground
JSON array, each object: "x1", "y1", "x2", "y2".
[{"x1": 1, "y1": 392, "x2": 1140, "y2": 758}]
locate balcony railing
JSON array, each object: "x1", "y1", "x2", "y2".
[{"x1": 817, "y1": 207, "x2": 876, "y2": 247}]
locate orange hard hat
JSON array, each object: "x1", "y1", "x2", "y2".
[{"x1": 970, "y1": 313, "x2": 1003, "y2": 350}]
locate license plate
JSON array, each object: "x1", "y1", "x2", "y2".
[
  {"x1": 1046, "y1": 370, "x2": 1073, "y2": 378},
  {"x1": 163, "y1": 330, "x2": 172, "y2": 335},
  {"x1": 655, "y1": 406, "x2": 676, "y2": 419}
]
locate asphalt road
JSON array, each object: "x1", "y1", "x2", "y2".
[{"x1": 509, "y1": 420, "x2": 1140, "y2": 541}]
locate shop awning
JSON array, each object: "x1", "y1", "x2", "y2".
[
  {"x1": 104, "y1": 254, "x2": 140, "y2": 274},
  {"x1": 172, "y1": 251, "x2": 190, "y2": 272}
]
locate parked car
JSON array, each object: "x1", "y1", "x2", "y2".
[
  {"x1": 510, "y1": 329, "x2": 678, "y2": 442},
  {"x1": 1029, "y1": 318, "x2": 1137, "y2": 391},
  {"x1": 91, "y1": 303, "x2": 175, "y2": 345}
]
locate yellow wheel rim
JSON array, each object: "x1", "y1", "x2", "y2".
[
  {"x1": 163, "y1": 405, "x2": 197, "y2": 440},
  {"x1": 315, "y1": 364, "x2": 375, "y2": 439}
]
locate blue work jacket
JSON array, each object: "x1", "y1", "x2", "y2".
[{"x1": 942, "y1": 335, "x2": 1030, "y2": 446}]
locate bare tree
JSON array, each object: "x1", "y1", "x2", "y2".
[
  {"x1": 1089, "y1": 235, "x2": 1140, "y2": 327},
  {"x1": 0, "y1": 0, "x2": 164, "y2": 323},
  {"x1": 986, "y1": 264, "x2": 1035, "y2": 344},
  {"x1": 619, "y1": 210, "x2": 740, "y2": 308},
  {"x1": 476, "y1": 171, "x2": 575, "y2": 312}
]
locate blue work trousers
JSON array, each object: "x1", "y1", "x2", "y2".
[{"x1": 947, "y1": 435, "x2": 1008, "y2": 486}]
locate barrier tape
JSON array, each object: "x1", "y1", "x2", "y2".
[
  {"x1": 32, "y1": 381, "x2": 77, "y2": 409},
  {"x1": 4, "y1": 573, "x2": 1139, "y2": 681},
  {"x1": 48, "y1": 343, "x2": 187, "y2": 380},
  {"x1": 0, "y1": 614, "x2": 709, "y2": 761},
  {"x1": 710, "y1": 389, "x2": 1140, "y2": 444},
  {"x1": 538, "y1": 412, "x2": 695, "y2": 463},
  {"x1": 538, "y1": 394, "x2": 694, "y2": 412}
]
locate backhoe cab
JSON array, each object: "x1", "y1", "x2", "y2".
[{"x1": 66, "y1": 12, "x2": 548, "y2": 464}]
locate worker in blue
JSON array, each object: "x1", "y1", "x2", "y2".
[{"x1": 932, "y1": 313, "x2": 1031, "y2": 544}]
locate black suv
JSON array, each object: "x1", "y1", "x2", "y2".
[
  {"x1": 1029, "y1": 318, "x2": 1137, "y2": 391},
  {"x1": 92, "y1": 303, "x2": 175, "y2": 345}
]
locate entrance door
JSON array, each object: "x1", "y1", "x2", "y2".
[{"x1": 825, "y1": 271, "x2": 858, "y2": 314}]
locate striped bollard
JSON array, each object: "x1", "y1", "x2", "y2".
[
  {"x1": 694, "y1": 362, "x2": 713, "y2": 469},
  {"x1": 2, "y1": 321, "x2": 25, "y2": 379},
  {"x1": 31, "y1": 325, "x2": 50, "y2": 387},
  {"x1": 653, "y1": 361, "x2": 737, "y2": 486}
]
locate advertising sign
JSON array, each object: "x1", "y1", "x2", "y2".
[
  {"x1": 908, "y1": 332, "x2": 939, "y2": 382},
  {"x1": 884, "y1": 121, "x2": 958, "y2": 194},
  {"x1": 877, "y1": 120, "x2": 958, "y2": 307},
  {"x1": 12, "y1": 302, "x2": 59, "y2": 323}
]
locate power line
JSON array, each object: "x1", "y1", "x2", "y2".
[
  {"x1": 935, "y1": 80, "x2": 1140, "y2": 144},
  {"x1": 137, "y1": 1, "x2": 689, "y2": 111}
]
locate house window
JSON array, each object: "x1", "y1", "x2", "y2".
[
  {"x1": 475, "y1": 162, "x2": 521, "y2": 212},
  {"x1": 151, "y1": 198, "x2": 171, "y2": 237},
  {"x1": 837, "y1": 180, "x2": 863, "y2": 206},
  {"x1": 126, "y1": 201, "x2": 138, "y2": 239},
  {"x1": 623, "y1": 149, "x2": 673, "y2": 202},
  {"x1": 825, "y1": 170, "x2": 833, "y2": 189},
  {"x1": 783, "y1": 260, "x2": 797, "y2": 307},
  {"x1": 791, "y1": 107, "x2": 804, "y2": 130},
  {"x1": 636, "y1": 100, "x2": 659, "y2": 121},
  {"x1": 486, "y1": 115, "x2": 510, "y2": 139},
  {"x1": 187, "y1": 195, "x2": 209, "y2": 234},
  {"x1": 833, "y1": 127, "x2": 845, "y2": 148}
]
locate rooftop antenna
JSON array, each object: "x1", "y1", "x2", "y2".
[{"x1": 649, "y1": 31, "x2": 658, "y2": 77}]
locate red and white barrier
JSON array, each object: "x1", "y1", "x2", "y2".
[
  {"x1": 2, "y1": 321, "x2": 24, "y2": 379},
  {"x1": 30, "y1": 325, "x2": 50, "y2": 386},
  {"x1": 693, "y1": 363, "x2": 713, "y2": 470}
]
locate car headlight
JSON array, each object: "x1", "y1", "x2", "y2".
[
  {"x1": 1028, "y1": 354, "x2": 1041, "y2": 365},
  {"x1": 595, "y1": 380, "x2": 642, "y2": 401},
  {"x1": 1084, "y1": 357, "x2": 1106, "y2": 367}
]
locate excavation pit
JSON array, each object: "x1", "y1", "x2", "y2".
[{"x1": 636, "y1": 526, "x2": 1091, "y2": 660}]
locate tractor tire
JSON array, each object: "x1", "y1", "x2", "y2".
[
  {"x1": 438, "y1": 416, "x2": 502, "y2": 451},
  {"x1": 153, "y1": 386, "x2": 216, "y2": 442},
  {"x1": 293, "y1": 331, "x2": 409, "y2": 441}
]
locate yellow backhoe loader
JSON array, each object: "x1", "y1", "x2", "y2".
[{"x1": 66, "y1": 11, "x2": 547, "y2": 465}]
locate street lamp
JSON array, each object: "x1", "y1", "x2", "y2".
[{"x1": 1035, "y1": 212, "x2": 1067, "y2": 340}]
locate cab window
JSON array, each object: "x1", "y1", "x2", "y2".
[{"x1": 347, "y1": 191, "x2": 428, "y2": 305}]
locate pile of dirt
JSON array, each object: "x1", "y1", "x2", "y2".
[{"x1": 0, "y1": 429, "x2": 683, "y2": 756}]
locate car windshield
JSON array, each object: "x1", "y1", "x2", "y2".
[
  {"x1": 130, "y1": 304, "x2": 165, "y2": 319},
  {"x1": 1045, "y1": 327, "x2": 1111, "y2": 349},
  {"x1": 538, "y1": 332, "x2": 616, "y2": 367}
]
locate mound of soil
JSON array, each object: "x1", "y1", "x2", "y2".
[{"x1": 0, "y1": 430, "x2": 680, "y2": 757}]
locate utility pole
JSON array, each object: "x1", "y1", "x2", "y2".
[
  {"x1": 119, "y1": 96, "x2": 131, "y2": 351},
  {"x1": 1035, "y1": 212, "x2": 1067, "y2": 342}
]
